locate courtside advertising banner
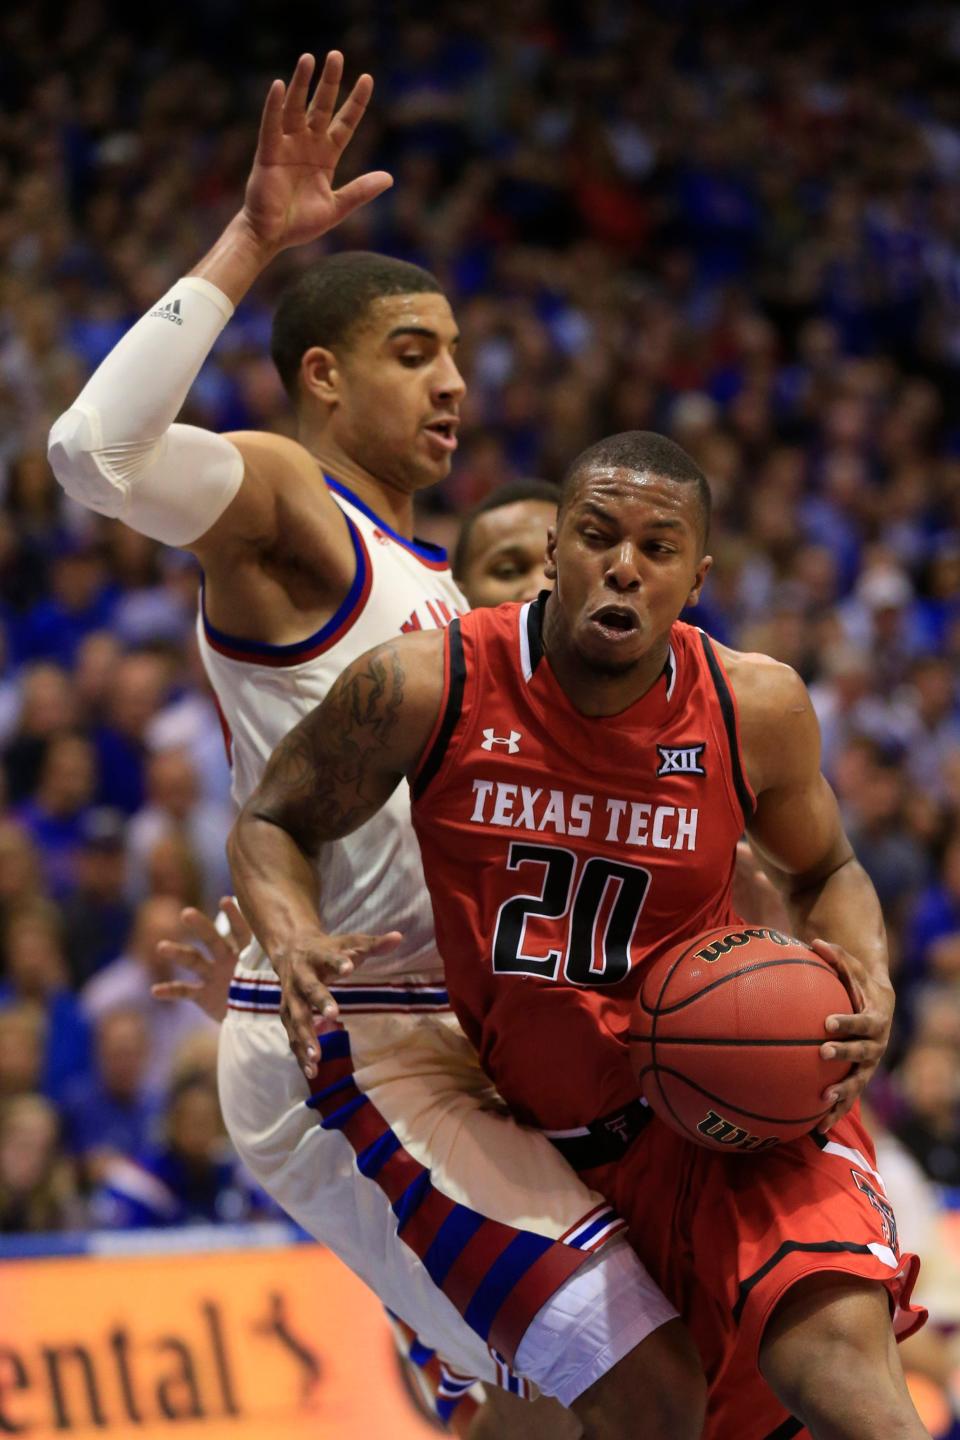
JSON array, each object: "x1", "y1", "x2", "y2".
[{"x1": 0, "y1": 1232, "x2": 438, "y2": 1438}]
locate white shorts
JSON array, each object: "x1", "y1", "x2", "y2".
[{"x1": 219, "y1": 971, "x2": 677, "y2": 1406}]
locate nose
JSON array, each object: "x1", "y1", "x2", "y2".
[
  {"x1": 605, "y1": 542, "x2": 641, "y2": 592},
  {"x1": 433, "y1": 351, "x2": 467, "y2": 405}
]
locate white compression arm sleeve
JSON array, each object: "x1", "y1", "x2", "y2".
[{"x1": 48, "y1": 276, "x2": 245, "y2": 547}]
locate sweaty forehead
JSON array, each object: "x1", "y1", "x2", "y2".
[
  {"x1": 569, "y1": 466, "x2": 698, "y2": 523},
  {"x1": 355, "y1": 291, "x2": 458, "y2": 345}
]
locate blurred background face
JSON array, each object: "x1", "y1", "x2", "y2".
[
  {"x1": 0, "y1": 1010, "x2": 43, "y2": 1097},
  {"x1": 37, "y1": 733, "x2": 96, "y2": 814},
  {"x1": 129, "y1": 894, "x2": 185, "y2": 976},
  {"x1": 900, "y1": 1044, "x2": 960, "y2": 1124},
  {"x1": 5, "y1": 908, "x2": 67, "y2": 998},
  {"x1": 457, "y1": 498, "x2": 557, "y2": 608},
  {"x1": 146, "y1": 749, "x2": 197, "y2": 819},
  {"x1": 19, "y1": 665, "x2": 75, "y2": 737},
  {"x1": 0, "y1": 1098, "x2": 59, "y2": 1195},
  {"x1": 168, "y1": 1083, "x2": 223, "y2": 1163},
  {"x1": 96, "y1": 1010, "x2": 149, "y2": 1099},
  {"x1": 108, "y1": 654, "x2": 170, "y2": 740},
  {"x1": 0, "y1": 821, "x2": 42, "y2": 906},
  {"x1": 145, "y1": 835, "x2": 202, "y2": 908}
]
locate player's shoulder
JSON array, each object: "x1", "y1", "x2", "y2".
[
  {"x1": 224, "y1": 429, "x2": 331, "y2": 492},
  {"x1": 714, "y1": 641, "x2": 819, "y2": 788},
  {"x1": 711, "y1": 641, "x2": 810, "y2": 719},
  {"x1": 199, "y1": 429, "x2": 343, "y2": 561}
]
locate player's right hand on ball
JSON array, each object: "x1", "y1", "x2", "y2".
[
  {"x1": 241, "y1": 51, "x2": 393, "y2": 256},
  {"x1": 274, "y1": 929, "x2": 403, "y2": 1080}
]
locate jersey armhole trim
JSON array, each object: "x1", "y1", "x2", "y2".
[
  {"x1": 698, "y1": 631, "x2": 756, "y2": 825},
  {"x1": 325, "y1": 475, "x2": 450, "y2": 571},
  {"x1": 411, "y1": 619, "x2": 466, "y2": 800},
  {"x1": 200, "y1": 516, "x2": 371, "y2": 667}
]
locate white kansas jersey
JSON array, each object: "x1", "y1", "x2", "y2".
[{"x1": 197, "y1": 475, "x2": 467, "y2": 985}]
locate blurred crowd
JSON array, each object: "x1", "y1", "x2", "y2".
[{"x1": 2, "y1": 0, "x2": 960, "y2": 1254}]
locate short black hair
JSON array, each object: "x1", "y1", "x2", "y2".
[
  {"x1": 452, "y1": 480, "x2": 560, "y2": 579},
  {"x1": 270, "y1": 252, "x2": 443, "y2": 400},
  {"x1": 561, "y1": 430, "x2": 711, "y2": 548}
]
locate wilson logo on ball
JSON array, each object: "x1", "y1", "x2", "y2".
[
  {"x1": 695, "y1": 926, "x2": 801, "y2": 963},
  {"x1": 696, "y1": 1109, "x2": 779, "y2": 1152}
]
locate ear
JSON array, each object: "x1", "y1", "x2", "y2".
[
  {"x1": 299, "y1": 346, "x2": 340, "y2": 411},
  {"x1": 543, "y1": 524, "x2": 558, "y2": 580},
  {"x1": 686, "y1": 554, "x2": 712, "y2": 608}
]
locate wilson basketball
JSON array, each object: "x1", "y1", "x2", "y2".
[{"x1": 630, "y1": 925, "x2": 853, "y2": 1152}]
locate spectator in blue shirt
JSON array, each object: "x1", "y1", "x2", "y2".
[
  {"x1": 61, "y1": 807, "x2": 133, "y2": 985},
  {"x1": 905, "y1": 830, "x2": 960, "y2": 987},
  {"x1": 0, "y1": 900, "x2": 91, "y2": 1103},
  {"x1": 61, "y1": 1008, "x2": 159, "y2": 1186},
  {"x1": 16, "y1": 731, "x2": 97, "y2": 900},
  {"x1": 90, "y1": 1073, "x2": 265, "y2": 1229}
]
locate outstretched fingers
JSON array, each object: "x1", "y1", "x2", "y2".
[
  {"x1": 326, "y1": 72, "x2": 376, "y2": 155},
  {"x1": 282, "y1": 53, "x2": 316, "y2": 132},
  {"x1": 257, "y1": 78, "x2": 287, "y2": 158},
  {"x1": 152, "y1": 980, "x2": 206, "y2": 1003},
  {"x1": 341, "y1": 930, "x2": 404, "y2": 961},
  {"x1": 333, "y1": 171, "x2": 394, "y2": 221},
  {"x1": 156, "y1": 939, "x2": 212, "y2": 976},
  {"x1": 306, "y1": 49, "x2": 345, "y2": 131}
]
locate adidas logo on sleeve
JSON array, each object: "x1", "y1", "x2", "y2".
[{"x1": 149, "y1": 298, "x2": 183, "y2": 326}]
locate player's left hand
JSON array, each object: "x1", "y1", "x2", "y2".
[{"x1": 813, "y1": 938, "x2": 895, "y2": 1131}]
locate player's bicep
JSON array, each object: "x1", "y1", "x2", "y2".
[
  {"x1": 748, "y1": 771, "x2": 849, "y2": 885},
  {"x1": 741, "y1": 661, "x2": 851, "y2": 886}
]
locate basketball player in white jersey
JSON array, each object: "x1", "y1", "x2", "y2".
[{"x1": 48, "y1": 52, "x2": 705, "y2": 1440}]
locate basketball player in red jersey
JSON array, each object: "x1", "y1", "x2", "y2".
[{"x1": 231, "y1": 429, "x2": 928, "y2": 1439}]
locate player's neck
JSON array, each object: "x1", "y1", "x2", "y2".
[
  {"x1": 309, "y1": 440, "x2": 416, "y2": 540},
  {"x1": 542, "y1": 597, "x2": 671, "y2": 717}
]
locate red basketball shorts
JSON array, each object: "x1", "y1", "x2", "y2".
[{"x1": 588, "y1": 1105, "x2": 925, "y2": 1440}]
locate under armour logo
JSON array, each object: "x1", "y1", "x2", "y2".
[
  {"x1": 481, "y1": 729, "x2": 521, "y2": 753},
  {"x1": 604, "y1": 1114, "x2": 631, "y2": 1142},
  {"x1": 656, "y1": 743, "x2": 706, "y2": 776}
]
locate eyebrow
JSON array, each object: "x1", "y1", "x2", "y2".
[
  {"x1": 579, "y1": 501, "x2": 685, "y2": 530},
  {"x1": 386, "y1": 326, "x2": 461, "y2": 345}
]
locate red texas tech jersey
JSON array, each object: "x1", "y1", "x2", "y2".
[{"x1": 411, "y1": 595, "x2": 755, "y2": 1132}]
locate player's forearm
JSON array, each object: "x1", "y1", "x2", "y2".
[
  {"x1": 785, "y1": 856, "x2": 890, "y2": 984},
  {"x1": 227, "y1": 813, "x2": 325, "y2": 961},
  {"x1": 188, "y1": 212, "x2": 280, "y2": 308}
]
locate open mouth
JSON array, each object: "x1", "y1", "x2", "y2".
[
  {"x1": 423, "y1": 419, "x2": 459, "y2": 452},
  {"x1": 589, "y1": 605, "x2": 640, "y2": 638}
]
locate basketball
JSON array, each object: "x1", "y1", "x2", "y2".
[{"x1": 630, "y1": 925, "x2": 854, "y2": 1152}]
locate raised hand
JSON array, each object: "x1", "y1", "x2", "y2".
[
  {"x1": 152, "y1": 897, "x2": 252, "y2": 1022},
  {"x1": 241, "y1": 51, "x2": 393, "y2": 255},
  {"x1": 815, "y1": 937, "x2": 895, "y2": 1131},
  {"x1": 275, "y1": 929, "x2": 403, "y2": 1080}
]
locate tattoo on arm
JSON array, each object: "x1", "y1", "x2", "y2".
[{"x1": 252, "y1": 644, "x2": 406, "y2": 854}]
